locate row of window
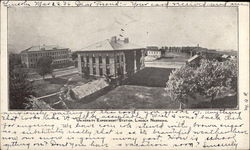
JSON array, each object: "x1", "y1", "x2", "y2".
[
  {"x1": 29, "y1": 55, "x2": 68, "y2": 63},
  {"x1": 116, "y1": 55, "x2": 124, "y2": 63},
  {"x1": 26, "y1": 51, "x2": 68, "y2": 57},
  {"x1": 164, "y1": 49, "x2": 181, "y2": 52},
  {"x1": 29, "y1": 60, "x2": 68, "y2": 67},
  {"x1": 148, "y1": 51, "x2": 160, "y2": 54},
  {"x1": 53, "y1": 60, "x2": 69, "y2": 64},
  {"x1": 81, "y1": 55, "x2": 124, "y2": 64},
  {"x1": 29, "y1": 64, "x2": 36, "y2": 67},
  {"x1": 85, "y1": 66, "x2": 110, "y2": 76}
]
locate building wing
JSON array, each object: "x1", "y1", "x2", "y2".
[{"x1": 21, "y1": 45, "x2": 68, "y2": 53}]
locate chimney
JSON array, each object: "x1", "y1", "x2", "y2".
[
  {"x1": 124, "y1": 38, "x2": 129, "y2": 43},
  {"x1": 111, "y1": 36, "x2": 117, "y2": 43}
]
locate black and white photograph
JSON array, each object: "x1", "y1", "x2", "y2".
[{"x1": 8, "y1": 6, "x2": 238, "y2": 110}]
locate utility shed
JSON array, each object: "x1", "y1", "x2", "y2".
[
  {"x1": 186, "y1": 54, "x2": 202, "y2": 67},
  {"x1": 70, "y1": 78, "x2": 109, "y2": 100}
]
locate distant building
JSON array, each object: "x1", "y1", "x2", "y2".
[
  {"x1": 20, "y1": 45, "x2": 70, "y2": 68},
  {"x1": 146, "y1": 46, "x2": 161, "y2": 58},
  {"x1": 77, "y1": 36, "x2": 145, "y2": 79}
]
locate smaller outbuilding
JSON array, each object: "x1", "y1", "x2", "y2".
[
  {"x1": 70, "y1": 78, "x2": 110, "y2": 101},
  {"x1": 186, "y1": 54, "x2": 202, "y2": 67}
]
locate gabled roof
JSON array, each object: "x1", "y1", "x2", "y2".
[
  {"x1": 80, "y1": 39, "x2": 144, "y2": 52},
  {"x1": 71, "y1": 79, "x2": 109, "y2": 100},
  {"x1": 21, "y1": 45, "x2": 68, "y2": 53},
  {"x1": 146, "y1": 46, "x2": 159, "y2": 50},
  {"x1": 187, "y1": 54, "x2": 201, "y2": 63}
]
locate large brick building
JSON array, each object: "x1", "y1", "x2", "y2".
[
  {"x1": 20, "y1": 45, "x2": 70, "y2": 68},
  {"x1": 78, "y1": 36, "x2": 145, "y2": 79}
]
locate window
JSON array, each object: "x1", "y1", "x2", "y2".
[
  {"x1": 106, "y1": 67, "x2": 110, "y2": 75},
  {"x1": 81, "y1": 56, "x2": 84, "y2": 62},
  {"x1": 117, "y1": 66, "x2": 120, "y2": 75},
  {"x1": 99, "y1": 56, "x2": 102, "y2": 64},
  {"x1": 121, "y1": 55, "x2": 123, "y2": 62},
  {"x1": 106, "y1": 56, "x2": 109, "y2": 64},
  {"x1": 84, "y1": 66, "x2": 90, "y2": 74},
  {"x1": 93, "y1": 67, "x2": 96, "y2": 75},
  {"x1": 92, "y1": 56, "x2": 96, "y2": 64},
  {"x1": 117, "y1": 55, "x2": 120, "y2": 63},
  {"x1": 86, "y1": 56, "x2": 89, "y2": 63},
  {"x1": 99, "y1": 67, "x2": 103, "y2": 76}
]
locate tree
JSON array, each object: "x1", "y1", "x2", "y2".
[
  {"x1": 36, "y1": 56, "x2": 53, "y2": 79},
  {"x1": 9, "y1": 54, "x2": 35, "y2": 109},
  {"x1": 165, "y1": 65, "x2": 198, "y2": 109},
  {"x1": 165, "y1": 59, "x2": 237, "y2": 108},
  {"x1": 72, "y1": 51, "x2": 78, "y2": 60},
  {"x1": 196, "y1": 59, "x2": 237, "y2": 106}
]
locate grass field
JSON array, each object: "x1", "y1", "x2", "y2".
[
  {"x1": 65, "y1": 85, "x2": 180, "y2": 109},
  {"x1": 32, "y1": 74, "x2": 94, "y2": 97},
  {"x1": 62, "y1": 84, "x2": 237, "y2": 109},
  {"x1": 126, "y1": 67, "x2": 174, "y2": 87}
]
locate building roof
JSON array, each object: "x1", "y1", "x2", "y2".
[
  {"x1": 147, "y1": 46, "x2": 159, "y2": 50},
  {"x1": 21, "y1": 45, "x2": 68, "y2": 53},
  {"x1": 80, "y1": 38, "x2": 144, "y2": 52},
  {"x1": 187, "y1": 54, "x2": 201, "y2": 63},
  {"x1": 71, "y1": 79, "x2": 109, "y2": 100},
  {"x1": 146, "y1": 46, "x2": 160, "y2": 51},
  {"x1": 221, "y1": 54, "x2": 230, "y2": 58}
]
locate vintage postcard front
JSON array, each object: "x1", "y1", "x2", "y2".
[{"x1": 0, "y1": 1, "x2": 249, "y2": 150}]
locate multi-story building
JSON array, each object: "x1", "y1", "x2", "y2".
[
  {"x1": 20, "y1": 45, "x2": 70, "y2": 68},
  {"x1": 78, "y1": 36, "x2": 145, "y2": 79},
  {"x1": 146, "y1": 46, "x2": 161, "y2": 58}
]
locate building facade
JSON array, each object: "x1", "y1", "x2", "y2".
[
  {"x1": 146, "y1": 46, "x2": 161, "y2": 58},
  {"x1": 78, "y1": 36, "x2": 145, "y2": 79},
  {"x1": 20, "y1": 45, "x2": 70, "y2": 68}
]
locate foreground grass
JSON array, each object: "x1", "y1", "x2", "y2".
[
  {"x1": 65, "y1": 85, "x2": 180, "y2": 109},
  {"x1": 62, "y1": 84, "x2": 237, "y2": 109},
  {"x1": 126, "y1": 67, "x2": 174, "y2": 87}
]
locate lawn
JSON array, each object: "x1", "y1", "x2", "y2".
[
  {"x1": 126, "y1": 67, "x2": 174, "y2": 87},
  {"x1": 32, "y1": 74, "x2": 94, "y2": 97},
  {"x1": 62, "y1": 84, "x2": 237, "y2": 109},
  {"x1": 32, "y1": 79, "x2": 64, "y2": 97},
  {"x1": 65, "y1": 85, "x2": 180, "y2": 109}
]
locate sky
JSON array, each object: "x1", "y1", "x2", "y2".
[{"x1": 8, "y1": 7, "x2": 237, "y2": 53}]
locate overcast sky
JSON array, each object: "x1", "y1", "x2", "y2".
[{"x1": 8, "y1": 7, "x2": 237, "y2": 53}]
